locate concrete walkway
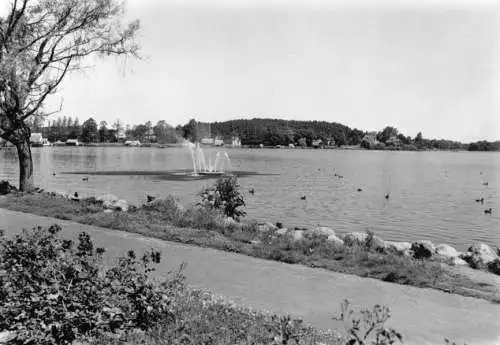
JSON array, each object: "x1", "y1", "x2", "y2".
[{"x1": 1, "y1": 209, "x2": 499, "y2": 345}]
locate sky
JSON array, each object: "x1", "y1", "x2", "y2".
[{"x1": 5, "y1": 0, "x2": 500, "y2": 142}]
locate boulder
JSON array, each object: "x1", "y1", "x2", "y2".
[
  {"x1": 462, "y1": 243, "x2": 498, "y2": 268},
  {"x1": 276, "y1": 228, "x2": 289, "y2": 236},
  {"x1": 450, "y1": 257, "x2": 469, "y2": 266},
  {"x1": 290, "y1": 230, "x2": 304, "y2": 241},
  {"x1": 257, "y1": 222, "x2": 277, "y2": 233},
  {"x1": 411, "y1": 240, "x2": 436, "y2": 259},
  {"x1": 97, "y1": 193, "x2": 119, "y2": 209},
  {"x1": 0, "y1": 180, "x2": 17, "y2": 195},
  {"x1": 435, "y1": 244, "x2": 460, "y2": 259},
  {"x1": 95, "y1": 194, "x2": 133, "y2": 212},
  {"x1": 113, "y1": 199, "x2": 130, "y2": 212},
  {"x1": 326, "y1": 234, "x2": 344, "y2": 246},
  {"x1": 53, "y1": 191, "x2": 71, "y2": 199},
  {"x1": 305, "y1": 226, "x2": 336, "y2": 238},
  {"x1": 385, "y1": 241, "x2": 412, "y2": 254},
  {"x1": 365, "y1": 235, "x2": 387, "y2": 252},
  {"x1": 343, "y1": 232, "x2": 369, "y2": 246},
  {"x1": 223, "y1": 217, "x2": 238, "y2": 227},
  {"x1": 487, "y1": 258, "x2": 500, "y2": 275}
]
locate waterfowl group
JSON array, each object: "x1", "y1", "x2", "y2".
[
  {"x1": 82, "y1": 177, "x2": 89, "y2": 181},
  {"x1": 248, "y1": 188, "x2": 255, "y2": 195},
  {"x1": 477, "y1": 175, "x2": 493, "y2": 215}
]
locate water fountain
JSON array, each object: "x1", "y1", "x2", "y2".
[{"x1": 185, "y1": 141, "x2": 232, "y2": 176}]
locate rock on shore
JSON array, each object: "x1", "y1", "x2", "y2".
[
  {"x1": 460, "y1": 243, "x2": 498, "y2": 269},
  {"x1": 97, "y1": 194, "x2": 132, "y2": 212}
]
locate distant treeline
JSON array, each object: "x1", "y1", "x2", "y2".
[
  {"x1": 467, "y1": 140, "x2": 500, "y2": 152},
  {"x1": 25, "y1": 116, "x2": 499, "y2": 152},
  {"x1": 180, "y1": 118, "x2": 499, "y2": 152}
]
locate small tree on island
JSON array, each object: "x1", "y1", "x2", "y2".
[{"x1": 0, "y1": 0, "x2": 140, "y2": 191}]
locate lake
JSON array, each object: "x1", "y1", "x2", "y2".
[{"x1": 1, "y1": 146, "x2": 498, "y2": 250}]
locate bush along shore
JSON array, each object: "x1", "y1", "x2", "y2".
[
  {"x1": 0, "y1": 177, "x2": 499, "y2": 303},
  {"x1": 1, "y1": 224, "x2": 406, "y2": 345}
]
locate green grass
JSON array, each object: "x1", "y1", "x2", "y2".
[
  {"x1": 1, "y1": 192, "x2": 498, "y2": 303},
  {"x1": 87, "y1": 288, "x2": 345, "y2": 345}
]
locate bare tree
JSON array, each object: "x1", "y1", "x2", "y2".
[{"x1": 0, "y1": 0, "x2": 139, "y2": 191}]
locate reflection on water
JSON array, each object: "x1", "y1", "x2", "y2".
[{"x1": 1, "y1": 146, "x2": 499, "y2": 250}]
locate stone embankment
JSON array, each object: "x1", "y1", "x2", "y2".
[
  {"x1": 3, "y1": 180, "x2": 499, "y2": 277},
  {"x1": 253, "y1": 221, "x2": 500, "y2": 272}
]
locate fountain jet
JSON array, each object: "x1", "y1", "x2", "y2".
[{"x1": 185, "y1": 141, "x2": 231, "y2": 176}]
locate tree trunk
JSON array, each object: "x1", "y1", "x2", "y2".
[{"x1": 15, "y1": 135, "x2": 35, "y2": 192}]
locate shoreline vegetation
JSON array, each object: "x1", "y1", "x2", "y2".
[
  {"x1": 4, "y1": 117, "x2": 498, "y2": 152},
  {"x1": 1, "y1": 178, "x2": 499, "y2": 304}
]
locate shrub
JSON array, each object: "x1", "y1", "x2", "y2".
[
  {"x1": 0, "y1": 225, "x2": 184, "y2": 345},
  {"x1": 334, "y1": 299, "x2": 403, "y2": 345},
  {"x1": 0, "y1": 180, "x2": 17, "y2": 195},
  {"x1": 199, "y1": 175, "x2": 246, "y2": 220}
]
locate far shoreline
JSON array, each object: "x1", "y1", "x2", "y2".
[{"x1": 3, "y1": 142, "x2": 498, "y2": 153}]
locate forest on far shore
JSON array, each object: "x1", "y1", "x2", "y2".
[{"x1": 19, "y1": 116, "x2": 500, "y2": 152}]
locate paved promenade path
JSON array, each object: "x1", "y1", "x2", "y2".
[{"x1": 1, "y1": 209, "x2": 499, "y2": 345}]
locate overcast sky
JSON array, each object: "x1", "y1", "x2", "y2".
[{"x1": 22, "y1": 0, "x2": 500, "y2": 141}]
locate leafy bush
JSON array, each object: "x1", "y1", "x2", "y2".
[
  {"x1": 334, "y1": 300, "x2": 402, "y2": 345},
  {"x1": 0, "y1": 225, "x2": 184, "y2": 345},
  {"x1": 199, "y1": 175, "x2": 246, "y2": 220}
]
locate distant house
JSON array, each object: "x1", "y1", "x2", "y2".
[
  {"x1": 53, "y1": 140, "x2": 66, "y2": 146},
  {"x1": 66, "y1": 139, "x2": 80, "y2": 146},
  {"x1": 124, "y1": 140, "x2": 141, "y2": 147},
  {"x1": 312, "y1": 139, "x2": 323, "y2": 148},
  {"x1": 325, "y1": 138, "x2": 336, "y2": 147},
  {"x1": 201, "y1": 136, "x2": 225, "y2": 147},
  {"x1": 30, "y1": 133, "x2": 44, "y2": 147},
  {"x1": 214, "y1": 137, "x2": 224, "y2": 147},
  {"x1": 30, "y1": 133, "x2": 51, "y2": 147},
  {"x1": 201, "y1": 137, "x2": 214, "y2": 145}
]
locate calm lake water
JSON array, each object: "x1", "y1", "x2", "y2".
[{"x1": 1, "y1": 146, "x2": 498, "y2": 250}]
